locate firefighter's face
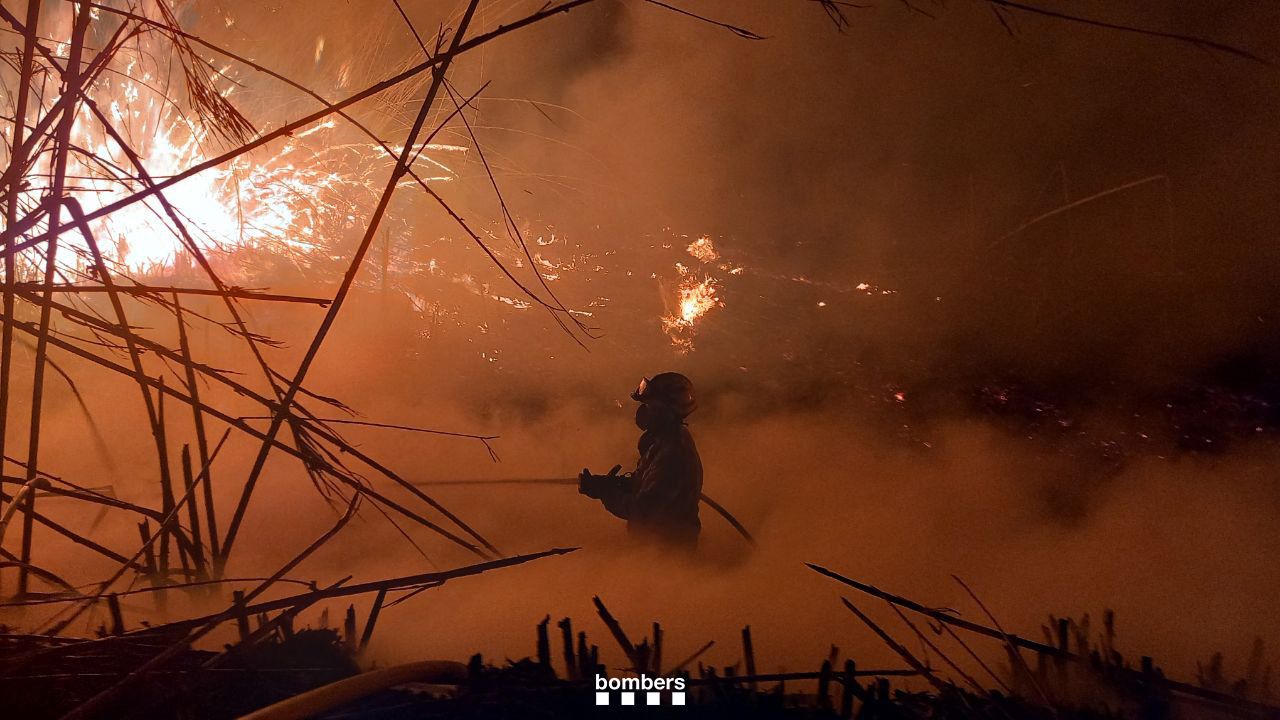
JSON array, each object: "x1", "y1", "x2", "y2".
[
  {"x1": 635, "y1": 402, "x2": 678, "y2": 430},
  {"x1": 635, "y1": 402, "x2": 652, "y2": 430}
]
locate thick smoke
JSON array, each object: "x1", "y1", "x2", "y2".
[{"x1": 7, "y1": 0, "x2": 1280, "y2": 689}]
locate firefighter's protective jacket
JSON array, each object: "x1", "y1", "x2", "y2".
[{"x1": 598, "y1": 424, "x2": 702, "y2": 548}]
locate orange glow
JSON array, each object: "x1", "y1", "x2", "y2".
[{"x1": 46, "y1": 50, "x2": 462, "y2": 275}]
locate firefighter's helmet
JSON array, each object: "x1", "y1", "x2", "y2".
[{"x1": 631, "y1": 372, "x2": 696, "y2": 418}]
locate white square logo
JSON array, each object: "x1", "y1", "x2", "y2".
[{"x1": 591, "y1": 675, "x2": 689, "y2": 707}]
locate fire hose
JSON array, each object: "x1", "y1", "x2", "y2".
[
  {"x1": 415, "y1": 477, "x2": 756, "y2": 546},
  {"x1": 237, "y1": 660, "x2": 468, "y2": 720}
]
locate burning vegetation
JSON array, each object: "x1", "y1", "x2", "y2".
[
  {"x1": 662, "y1": 263, "x2": 723, "y2": 353},
  {"x1": 0, "y1": 0, "x2": 1278, "y2": 719}
]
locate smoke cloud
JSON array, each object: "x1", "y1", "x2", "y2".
[{"x1": 6, "y1": 0, "x2": 1280, "y2": 690}]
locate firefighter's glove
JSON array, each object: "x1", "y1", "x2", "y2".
[{"x1": 578, "y1": 464, "x2": 624, "y2": 499}]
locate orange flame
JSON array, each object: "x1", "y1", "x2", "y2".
[{"x1": 662, "y1": 264, "x2": 723, "y2": 352}]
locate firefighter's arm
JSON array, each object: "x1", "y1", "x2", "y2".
[
  {"x1": 598, "y1": 480, "x2": 637, "y2": 520},
  {"x1": 579, "y1": 464, "x2": 638, "y2": 519},
  {"x1": 579, "y1": 464, "x2": 626, "y2": 498}
]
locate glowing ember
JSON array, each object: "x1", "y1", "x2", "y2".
[{"x1": 686, "y1": 235, "x2": 720, "y2": 264}]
